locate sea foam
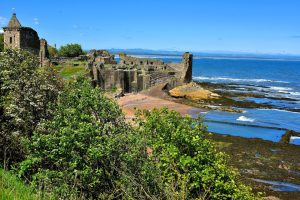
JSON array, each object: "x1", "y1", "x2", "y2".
[{"x1": 237, "y1": 116, "x2": 255, "y2": 122}]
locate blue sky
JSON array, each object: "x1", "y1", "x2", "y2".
[{"x1": 1, "y1": 0, "x2": 300, "y2": 55}]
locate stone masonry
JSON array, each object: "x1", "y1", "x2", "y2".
[
  {"x1": 87, "y1": 50, "x2": 193, "y2": 93},
  {"x1": 3, "y1": 13, "x2": 49, "y2": 64}
]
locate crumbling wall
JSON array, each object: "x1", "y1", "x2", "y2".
[
  {"x1": 119, "y1": 53, "x2": 165, "y2": 68},
  {"x1": 4, "y1": 28, "x2": 40, "y2": 55},
  {"x1": 88, "y1": 50, "x2": 193, "y2": 93},
  {"x1": 20, "y1": 28, "x2": 40, "y2": 55}
]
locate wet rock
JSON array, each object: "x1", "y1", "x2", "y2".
[{"x1": 169, "y1": 82, "x2": 220, "y2": 101}]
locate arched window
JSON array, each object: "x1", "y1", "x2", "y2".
[{"x1": 10, "y1": 37, "x2": 13, "y2": 44}]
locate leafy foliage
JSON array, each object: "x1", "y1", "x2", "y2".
[
  {"x1": 47, "y1": 45, "x2": 58, "y2": 58},
  {"x1": 135, "y1": 108, "x2": 259, "y2": 200},
  {"x1": 58, "y1": 43, "x2": 84, "y2": 57},
  {"x1": 19, "y1": 78, "x2": 136, "y2": 199},
  {"x1": 0, "y1": 49, "x2": 62, "y2": 168},
  {"x1": 0, "y1": 34, "x2": 3, "y2": 52}
]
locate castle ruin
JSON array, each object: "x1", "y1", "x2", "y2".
[
  {"x1": 87, "y1": 50, "x2": 193, "y2": 93},
  {"x1": 3, "y1": 13, "x2": 49, "y2": 64},
  {"x1": 2, "y1": 13, "x2": 193, "y2": 93}
]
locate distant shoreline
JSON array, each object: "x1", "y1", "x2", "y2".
[{"x1": 112, "y1": 52, "x2": 300, "y2": 62}]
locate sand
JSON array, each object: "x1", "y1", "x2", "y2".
[{"x1": 117, "y1": 93, "x2": 203, "y2": 120}]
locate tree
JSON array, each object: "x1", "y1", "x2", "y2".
[
  {"x1": 0, "y1": 34, "x2": 4, "y2": 52},
  {"x1": 0, "y1": 49, "x2": 62, "y2": 168},
  {"x1": 58, "y1": 43, "x2": 84, "y2": 57},
  {"x1": 47, "y1": 45, "x2": 58, "y2": 58}
]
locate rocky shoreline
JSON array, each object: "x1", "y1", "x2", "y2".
[
  {"x1": 207, "y1": 133, "x2": 300, "y2": 200},
  {"x1": 167, "y1": 81, "x2": 296, "y2": 113}
]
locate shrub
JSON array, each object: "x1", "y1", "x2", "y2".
[
  {"x1": 135, "y1": 108, "x2": 259, "y2": 200},
  {"x1": 58, "y1": 44, "x2": 84, "y2": 57},
  {"x1": 47, "y1": 45, "x2": 58, "y2": 58},
  {"x1": 0, "y1": 49, "x2": 62, "y2": 169},
  {"x1": 19, "y1": 78, "x2": 135, "y2": 199}
]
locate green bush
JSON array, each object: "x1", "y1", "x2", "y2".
[
  {"x1": 19, "y1": 78, "x2": 135, "y2": 199},
  {"x1": 135, "y1": 108, "x2": 259, "y2": 200},
  {"x1": 0, "y1": 49, "x2": 62, "y2": 169},
  {"x1": 48, "y1": 45, "x2": 58, "y2": 58},
  {"x1": 58, "y1": 43, "x2": 84, "y2": 57}
]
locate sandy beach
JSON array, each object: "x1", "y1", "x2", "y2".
[{"x1": 117, "y1": 93, "x2": 203, "y2": 120}]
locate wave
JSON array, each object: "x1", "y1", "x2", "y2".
[
  {"x1": 290, "y1": 92, "x2": 300, "y2": 96},
  {"x1": 193, "y1": 76, "x2": 289, "y2": 84},
  {"x1": 237, "y1": 116, "x2": 255, "y2": 122},
  {"x1": 269, "y1": 86, "x2": 292, "y2": 91},
  {"x1": 258, "y1": 108, "x2": 300, "y2": 114}
]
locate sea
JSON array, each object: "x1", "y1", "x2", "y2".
[{"x1": 134, "y1": 55, "x2": 300, "y2": 144}]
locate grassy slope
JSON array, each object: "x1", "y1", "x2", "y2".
[
  {"x1": 53, "y1": 61, "x2": 88, "y2": 80},
  {"x1": 0, "y1": 169, "x2": 41, "y2": 200}
]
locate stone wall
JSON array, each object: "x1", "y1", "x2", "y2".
[
  {"x1": 39, "y1": 39, "x2": 49, "y2": 59},
  {"x1": 88, "y1": 50, "x2": 193, "y2": 94},
  {"x1": 3, "y1": 13, "x2": 48, "y2": 59},
  {"x1": 4, "y1": 27, "x2": 40, "y2": 55},
  {"x1": 20, "y1": 28, "x2": 40, "y2": 55},
  {"x1": 3, "y1": 29, "x2": 21, "y2": 49}
]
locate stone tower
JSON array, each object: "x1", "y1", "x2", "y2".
[
  {"x1": 3, "y1": 13, "x2": 22, "y2": 50},
  {"x1": 3, "y1": 13, "x2": 40, "y2": 55}
]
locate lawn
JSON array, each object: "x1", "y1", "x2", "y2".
[{"x1": 53, "y1": 61, "x2": 88, "y2": 80}]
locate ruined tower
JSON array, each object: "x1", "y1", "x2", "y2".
[
  {"x1": 182, "y1": 52, "x2": 193, "y2": 83},
  {"x1": 40, "y1": 39, "x2": 49, "y2": 58},
  {"x1": 3, "y1": 13, "x2": 22, "y2": 50},
  {"x1": 3, "y1": 13, "x2": 45, "y2": 56}
]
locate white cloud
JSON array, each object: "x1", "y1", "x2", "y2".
[
  {"x1": 0, "y1": 29, "x2": 3, "y2": 33},
  {"x1": 0, "y1": 16, "x2": 7, "y2": 25},
  {"x1": 33, "y1": 18, "x2": 39, "y2": 25}
]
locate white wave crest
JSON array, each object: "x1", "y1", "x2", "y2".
[
  {"x1": 237, "y1": 116, "x2": 255, "y2": 122},
  {"x1": 193, "y1": 76, "x2": 289, "y2": 83},
  {"x1": 257, "y1": 108, "x2": 300, "y2": 114},
  {"x1": 289, "y1": 92, "x2": 300, "y2": 96},
  {"x1": 269, "y1": 86, "x2": 292, "y2": 91}
]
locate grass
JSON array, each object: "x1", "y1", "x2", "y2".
[
  {"x1": 60, "y1": 66, "x2": 86, "y2": 78},
  {"x1": 53, "y1": 61, "x2": 88, "y2": 80},
  {"x1": 0, "y1": 168, "x2": 49, "y2": 200},
  {"x1": 0, "y1": 168, "x2": 54, "y2": 199}
]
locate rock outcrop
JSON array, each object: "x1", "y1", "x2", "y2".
[{"x1": 169, "y1": 82, "x2": 220, "y2": 101}]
